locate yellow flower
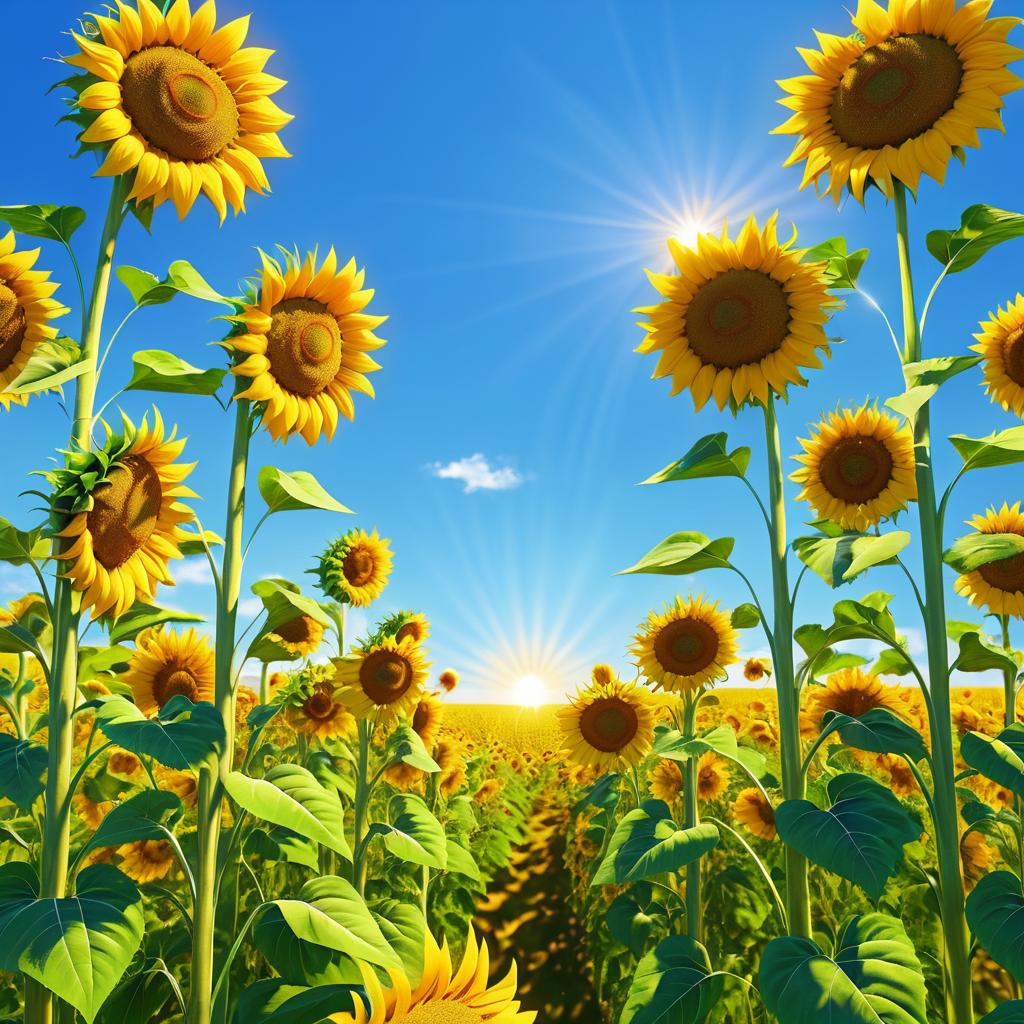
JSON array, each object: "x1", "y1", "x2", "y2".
[
  {"x1": 636, "y1": 214, "x2": 835, "y2": 411},
  {"x1": 393, "y1": 612, "x2": 430, "y2": 646},
  {"x1": 960, "y1": 829, "x2": 994, "y2": 891},
  {"x1": 873, "y1": 753, "x2": 918, "y2": 797},
  {"x1": 0, "y1": 231, "x2": 68, "y2": 409},
  {"x1": 649, "y1": 759, "x2": 683, "y2": 803},
  {"x1": 117, "y1": 839, "x2": 175, "y2": 884},
  {"x1": 743, "y1": 657, "x2": 771, "y2": 682},
  {"x1": 954, "y1": 503, "x2": 1024, "y2": 618},
  {"x1": 792, "y1": 405, "x2": 916, "y2": 531},
  {"x1": 335, "y1": 636, "x2": 429, "y2": 723},
  {"x1": 155, "y1": 765, "x2": 198, "y2": 808},
  {"x1": 696, "y1": 752, "x2": 730, "y2": 801},
  {"x1": 973, "y1": 294, "x2": 1024, "y2": 416},
  {"x1": 558, "y1": 677, "x2": 655, "y2": 771},
  {"x1": 474, "y1": 778, "x2": 504, "y2": 804},
  {"x1": 633, "y1": 595, "x2": 739, "y2": 692},
  {"x1": 107, "y1": 747, "x2": 143, "y2": 781},
  {"x1": 774, "y1": 0, "x2": 1023, "y2": 203},
  {"x1": 284, "y1": 666, "x2": 357, "y2": 741},
  {"x1": 591, "y1": 663, "x2": 615, "y2": 685},
  {"x1": 801, "y1": 667, "x2": 905, "y2": 734},
  {"x1": 410, "y1": 692, "x2": 444, "y2": 750},
  {"x1": 314, "y1": 529, "x2": 393, "y2": 607},
  {"x1": 226, "y1": 249, "x2": 385, "y2": 444},
  {"x1": 72, "y1": 792, "x2": 115, "y2": 830},
  {"x1": 732, "y1": 787, "x2": 777, "y2": 840},
  {"x1": 64, "y1": 0, "x2": 291, "y2": 221},
  {"x1": 56, "y1": 412, "x2": 196, "y2": 620},
  {"x1": 266, "y1": 613, "x2": 324, "y2": 657},
  {"x1": 123, "y1": 626, "x2": 215, "y2": 715},
  {"x1": 438, "y1": 668, "x2": 459, "y2": 693}
]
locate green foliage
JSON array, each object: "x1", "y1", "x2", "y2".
[
  {"x1": 641, "y1": 432, "x2": 750, "y2": 484},
  {"x1": 618, "y1": 532, "x2": 734, "y2": 576},
  {"x1": 966, "y1": 871, "x2": 1024, "y2": 982},
  {"x1": 257, "y1": 467, "x2": 354, "y2": 515},
  {"x1": 107, "y1": 602, "x2": 205, "y2": 644},
  {"x1": 804, "y1": 237, "x2": 869, "y2": 290},
  {"x1": 821, "y1": 709, "x2": 928, "y2": 763},
  {"x1": 5, "y1": 337, "x2": 88, "y2": 396},
  {"x1": 124, "y1": 350, "x2": 226, "y2": 396},
  {"x1": 961, "y1": 726, "x2": 1024, "y2": 800},
  {"x1": 620, "y1": 934, "x2": 724, "y2": 1024},
  {"x1": 944, "y1": 532, "x2": 1024, "y2": 573},
  {"x1": 793, "y1": 532, "x2": 909, "y2": 588},
  {"x1": 949, "y1": 425, "x2": 1024, "y2": 472},
  {"x1": 231, "y1": 981, "x2": 361, "y2": 1024},
  {"x1": 0, "y1": 734, "x2": 47, "y2": 809},
  {"x1": 0, "y1": 203, "x2": 86, "y2": 243},
  {"x1": 926, "y1": 204, "x2": 1024, "y2": 273},
  {"x1": 116, "y1": 259, "x2": 230, "y2": 307},
  {"x1": 653, "y1": 723, "x2": 766, "y2": 778},
  {"x1": 82, "y1": 790, "x2": 182, "y2": 855},
  {"x1": 371, "y1": 794, "x2": 448, "y2": 869},
  {"x1": 954, "y1": 631, "x2": 1019, "y2": 675},
  {"x1": 730, "y1": 602, "x2": 761, "y2": 628}
]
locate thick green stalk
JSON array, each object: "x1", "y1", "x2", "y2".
[
  {"x1": 682, "y1": 693, "x2": 702, "y2": 940},
  {"x1": 893, "y1": 182, "x2": 973, "y2": 1024},
  {"x1": 353, "y1": 720, "x2": 372, "y2": 897},
  {"x1": 258, "y1": 663, "x2": 269, "y2": 706},
  {"x1": 189, "y1": 392, "x2": 251, "y2": 1024},
  {"x1": 1002, "y1": 617, "x2": 1016, "y2": 728},
  {"x1": 762, "y1": 394, "x2": 812, "y2": 939}
]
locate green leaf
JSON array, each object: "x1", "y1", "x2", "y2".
[
  {"x1": 97, "y1": 958, "x2": 177, "y2": 1024},
  {"x1": 606, "y1": 885, "x2": 668, "y2": 959},
  {"x1": 641, "y1": 433, "x2": 750, "y2": 485},
  {"x1": 926, "y1": 205, "x2": 1024, "y2": 274},
  {"x1": 6, "y1": 337, "x2": 88, "y2": 396},
  {"x1": 950, "y1": 425, "x2": 1024, "y2": 472},
  {"x1": 82, "y1": 790, "x2": 181, "y2": 855},
  {"x1": 0, "y1": 622, "x2": 43, "y2": 657},
  {"x1": 961, "y1": 726, "x2": 1024, "y2": 801},
  {"x1": 0, "y1": 734, "x2": 47, "y2": 809},
  {"x1": 247, "y1": 579, "x2": 333, "y2": 663},
  {"x1": 370, "y1": 794, "x2": 447, "y2": 869},
  {"x1": 804, "y1": 237, "x2": 869, "y2": 291},
  {"x1": 231, "y1": 981, "x2": 361, "y2": 1024},
  {"x1": 176, "y1": 528, "x2": 223, "y2": 557},
  {"x1": 775, "y1": 774, "x2": 919, "y2": 902},
  {"x1": 730, "y1": 603, "x2": 761, "y2": 629},
  {"x1": 0, "y1": 204, "x2": 85, "y2": 243},
  {"x1": 955, "y1": 631, "x2": 1018, "y2": 675},
  {"x1": 124, "y1": 350, "x2": 226, "y2": 396},
  {"x1": 108, "y1": 602, "x2": 205, "y2": 644},
  {"x1": 246, "y1": 827, "x2": 320, "y2": 870},
  {"x1": 978, "y1": 1002, "x2": 1024, "y2": 1023},
  {"x1": 966, "y1": 870, "x2": 1024, "y2": 982},
  {"x1": 904, "y1": 355, "x2": 983, "y2": 389},
  {"x1": 593, "y1": 800, "x2": 719, "y2": 885},
  {"x1": 253, "y1": 907, "x2": 363, "y2": 988},
  {"x1": 621, "y1": 934, "x2": 724, "y2": 1024},
  {"x1": 78, "y1": 646, "x2": 132, "y2": 682},
  {"x1": 654, "y1": 724, "x2": 766, "y2": 778},
  {"x1": 370, "y1": 901, "x2": 427, "y2": 986},
  {"x1": 793, "y1": 532, "x2": 910, "y2": 588},
  {"x1": 885, "y1": 385, "x2": 936, "y2": 421},
  {"x1": 945, "y1": 532, "x2": 1024, "y2": 573},
  {"x1": 0, "y1": 516, "x2": 49, "y2": 566},
  {"x1": 0, "y1": 862, "x2": 144, "y2": 1024},
  {"x1": 383, "y1": 725, "x2": 440, "y2": 774},
  {"x1": 831, "y1": 593, "x2": 897, "y2": 642},
  {"x1": 165, "y1": 259, "x2": 228, "y2": 304},
  {"x1": 225, "y1": 764, "x2": 351, "y2": 858},
  {"x1": 760, "y1": 913, "x2": 927, "y2": 1024},
  {"x1": 444, "y1": 839, "x2": 481, "y2": 881},
  {"x1": 257, "y1": 467, "x2": 354, "y2": 515},
  {"x1": 871, "y1": 647, "x2": 917, "y2": 678},
  {"x1": 618, "y1": 532, "x2": 734, "y2": 577},
  {"x1": 822, "y1": 709, "x2": 928, "y2": 762},
  {"x1": 116, "y1": 260, "x2": 230, "y2": 307}
]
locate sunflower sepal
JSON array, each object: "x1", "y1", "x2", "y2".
[
  {"x1": 926, "y1": 204, "x2": 1024, "y2": 275},
  {"x1": 793, "y1": 529, "x2": 911, "y2": 588}
]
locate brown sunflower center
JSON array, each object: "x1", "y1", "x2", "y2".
[
  {"x1": 396, "y1": 620, "x2": 424, "y2": 645},
  {"x1": 685, "y1": 270, "x2": 791, "y2": 369},
  {"x1": 412, "y1": 700, "x2": 432, "y2": 734},
  {"x1": 979, "y1": 549, "x2": 1024, "y2": 595},
  {"x1": 402, "y1": 1001, "x2": 486, "y2": 1023},
  {"x1": 152, "y1": 666, "x2": 200, "y2": 708},
  {"x1": 0, "y1": 281, "x2": 27, "y2": 372},
  {"x1": 830, "y1": 34, "x2": 964, "y2": 150},
  {"x1": 265, "y1": 298, "x2": 343, "y2": 398},
  {"x1": 302, "y1": 688, "x2": 337, "y2": 721},
  {"x1": 119, "y1": 45, "x2": 239, "y2": 162},
  {"x1": 276, "y1": 615, "x2": 319, "y2": 645},
  {"x1": 343, "y1": 546, "x2": 376, "y2": 587},
  {"x1": 578, "y1": 697, "x2": 639, "y2": 753},
  {"x1": 359, "y1": 650, "x2": 413, "y2": 705},
  {"x1": 87, "y1": 455, "x2": 162, "y2": 570},
  {"x1": 653, "y1": 617, "x2": 720, "y2": 676},
  {"x1": 1004, "y1": 329, "x2": 1024, "y2": 387},
  {"x1": 818, "y1": 435, "x2": 894, "y2": 503},
  {"x1": 829, "y1": 686, "x2": 885, "y2": 719}
]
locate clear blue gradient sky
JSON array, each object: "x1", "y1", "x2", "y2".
[{"x1": 3, "y1": 1, "x2": 1023, "y2": 702}]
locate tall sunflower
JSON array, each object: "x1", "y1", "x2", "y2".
[
  {"x1": 283, "y1": 665, "x2": 357, "y2": 741},
  {"x1": 1, "y1": 231, "x2": 68, "y2": 409},
  {"x1": 801, "y1": 667, "x2": 905, "y2": 734},
  {"x1": 123, "y1": 626, "x2": 215, "y2": 715},
  {"x1": 954, "y1": 503, "x2": 1024, "y2": 617},
  {"x1": 791, "y1": 405, "x2": 917, "y2": 531},
  {"x1": 314, "y1": 528, "x2": 393, "y2": 607},
  {"x1": 972, "y1": 294, "x2": 1024, "y2": 416},
  {"x1": 225, "y1": 248, "x2": 386, "y2": 444},
  {"x1": 335, "y1": 636, "x2": 429, "y2": 723},
  {"x1": 632, "y1": 595, "x2": 739, "y2": 692},
  {"x1": 775, "y1": 0, "x2": 1023, "y2": 202},
  {"x1": 55, "y1": 412, "x2": 197, "y2": 619},
  {"x1": 266, "y1": 612, "x2": 324, "y2": 658},
  {"x1": 636, "y1": 214, "x2": 835, "y2": 411},
  {"x1": 410, "y1": 692, "x2": 444, "y2": 749},
  {"x1": 65, "y1": 0, "x2": 291, "y2": 221},
  {"x1": 558, "y1": 677, "x2": 655, "y2": 771}
]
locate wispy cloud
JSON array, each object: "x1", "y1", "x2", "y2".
[
  {"x1": 175, "y1": 558, "x2": 215, "y2": 586},
  {"x1": 428, "y1": 454, "x2": 525, "y2": 494}
]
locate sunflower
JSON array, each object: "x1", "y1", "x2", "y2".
[
  {"x1": 732, "y1": 788, "x2": 777, "y2": 841},
  {"x1": 954, "y1": 503, "x2": 1024, "y2": 618},
  {"x1": 225, "y1": 248, "x2": 385, "y2": 444},
  {"x1": 873, "y1": 753, "x2": 918, "y2": 797},
  {"x1": 335, "y1": 929, "x2": 535, "y2": 1024},
  {"x1": 283, "y1": 664, "x2": 356, "y2": 740},
  {"x1": 410, "y1": 692, "x2": 444, "y2": 749},
  {"x1": 383, "y1": 760, "x2": 427, "y2": 793},
  {"x1": 394, "y1": 612, "x2": 430, "y2": 646},
  {"x1": 123, "y1": 626, "x2": 215, "y2": 715},
  {"x1": 117, "y1": 839, "x2": 175, "y2": 884},
  {"x1": 649, "y1": 759, "x2": 683, "y2": 803},
  {"x1": 744, "y1": 657, "x2": 772, "y2": 682},
  {"x1": 636, "y1": 214, "x2": 835, "y2": 411},
  {"x1": 696, "y1": 752, "x2": 730, "y2": 801},
  {"x1": 960, "y1": 829, "x2": 994, "y2": 891},
  {"x1": 55, "y1": 412, "x2": 196, "y2": 620},
  {"x1": 266, "y1": 613, "x2": 324, "y2": 657},
  {"x1": 335, "y1": 636, "x2": 429, "y2": 723},
  {"x1": 801, "y1": 667, "x2": 905, "y2": 734},
  {"x1": 474, "y1": 779, "x2": 504, "y2": 804},
  {"x1": 65, "y1": 0, "x2": 291, "y2": 221},
  {"x1": 438, "y1": 668, "x2": 460, "y2": 693},
  {"x1": 0, "y1": 231, "x2": 68, "y2": 409},
  {"x1": 972, "y1": 294, "x2": 1024, "y2": 415},
  {"x1": 155, "y1": 765, "x2": 198, "y2": 808},
  {"x1": 774, "y1": 0, "x2": 1023, "y2": 202},
  {"x1": 633, "y1": 595, "x2": 739, "y2": 692},
  {"x1": 107, "y1": 748, "x2": 143, "y2": 781},
  {"x1": 314, "y1": 529, "x2": 393, "y2": 607},
  {"x1": 558, "y1": 678, "x2": 655, "y2": 771},
  {"x1": 591, "y1": 664, "x2": 615, "y2": 685},
  {"x1": 72, "y1": 793, "x2": 114, "y2": 831}
]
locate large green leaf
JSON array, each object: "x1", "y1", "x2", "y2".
[
  {"x1": 97, "y1": 958, "x2": 177, "y2": 1024},
  {"x1": 949, "y1": 425, "x2": 1024, "y2": 472},
  {"x1": 822, "y1": 709, "x2": 927, "y2": 763},
  {"x1": 760, "y1": 913, "x2": 927, "y2": 1024},
  {"x1": 124, "y1": 350, "x2": 226, "y2": 396},
  {"x1": 621, "y1": 934, "x2": 724, "y2": 1024},
  {"x1": 116, "y1": 259, "x2": 230, "y2": 307},
  {"x1": 804, "y1": 237, "x2": 869, "y2": 290},
  {"x1": 0, "y1": 862, "x2": 144, "y2": 1023},
  {"x1": 253, "y1": 906, "x2": 363, "y2": 987},
  {"x1": 961, "y1": 726, "x2": 1024, "y2": 801},
  {"x1": 954, "y1": 631, "x2": 1019, "y2": 675},
  {"x1": 370, "y1": 794, "x2": 447, "y2": 869},
  {"x1": 231, "y1": 980, "x2": 361, "y2": 1024},
  {"x1": 444, "y1": 839, "x2": 481, "y2": 881},
  {"x1": 653, "y1": 724, "x2": 766, "y2": 778},
  {"x1": 83, "y1": 789, "x2": 182, "y2": 855},
  {"x1": 370, "y1": 901, "x2": 427, "y2": 987},
  {"x1": 0, "y1": 204, "x2": 86, "y2": 243},
  {"x1": 0, "y1": 516, "x2": 49, "y2": 566},
  {"x1": 641, "y1": 433, "x2": 750, "y2": 485},
  {"x1": 793, "y1": 532, "x2": 909, "y2": 588},
  {"x1": 966, "y1": 871, "x2": 1024, "y2": 982},
  {"x1": 258, "y1": 467, "x2": 353, "y2": 515},
  {"x1": 618, "y1": 532, "x2": 734, "y2": 577},
  {"x1": 108, "y1": 602, "x2": 205, "y2": 644},
  {"x1": 926, "y1": 205, "x2": 1024, "y2": 274},
  {"x1": 246, "y1": 827, "x2": 319, "y2": 870},
  {"x1": 979, "y1": 1002, "x2": 1024, "y2": 1023},
  {"x1": 6, "y1": 337, "x2": 88, "y2": 396},
  {"x1": 944, "y1": 532, "x2": 1024, "y2": 573},
  {"x1": 606, "y1": 884, "x2": 669, "y2": 959},
  {"x1": 775, "y1": 774, "x2": 919, "y2": 902},
  {"x1": 384, "y1": 724, "x2": 440, "y2": 773},
  {"x1": 0, "y1": 734, "x2": 47, "y2": 809}
]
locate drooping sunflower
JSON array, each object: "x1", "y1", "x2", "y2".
[
  {"x1": 558, "y1": 678, "x2": 656, "y2": 771},
  {"x1": 155, "y1": 765, "x2": 198, "y2": 808},
  {"x1": 314, "y1": 529, "x2": 393, "y2": 607},
  {"x1": 117, "y1": 839, "x2": 175, "y2": 884},
  {"x1": 632, "y1": 595, "x2": 740, "y2": 692},
  {"x1": 649, "y1": 758, "x2": 683, "y2": 803},
  {"x1": 266, "y1": 613, "x2": 324, "y2": 658},
  {"x1": 732, "y1": 788, "x2": 777, "y2": 841},
  {"x1": 391, "y1": 611, "x2": 430, "y2": 646},
  {"x1": 873, "y1": 753, "x2": 918, "y2": 798},
  {"x1": 591, "y1": 663, "x2": 615, "y2": 685},
  {"x1": 1, "y1": 231, "x2": 68, "y2": 409},
  {"x1": 55, "y1": 412, "x2": 196, "y2": 620},
  {"x1": 791, "y1": 405, "x2": 917, "y2": 531},
  {"x1": 955, "y1": 503, "x2": 1024, "y2": 617},
  {"x1": 282, "y1": 664, "x2": 356, "y2": 740},
  {"x1": 335, "y1": 636, "x2": 430, "y2": 723},
  {"x1": 696, "y1": 751, "x2": 730, "y2": 801},
  {"x1": 123, "y1": 626, "x2": 215, "y2": 715},
  {"x1": 774, "y1": 0, "x2": 1023, "y2": 202},
  {"x1": 335, "y1": 930, "x2": 535, "y2": 1024},
  {"x1": 636, "y1": 214, "x2": 835, "y2": 411},
  {"x1": 65, "y1": 0, "x2": 291, "y2": 220},
  {"x1": 226, "y1": 248, "x2": 386, "y2": 444},
  {"x1": 801, "y1": 667, "x2": 905, "y2": 734},
  {"x1": 973, "y1": 294, "x2": 1024, "y2": 416}
]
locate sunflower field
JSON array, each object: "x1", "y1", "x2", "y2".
[{"x1": 3, "y1": 0, "x2": 1024, "y2": 1022}]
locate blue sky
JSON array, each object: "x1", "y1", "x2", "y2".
[{"x1": 3, "y1": 1, "x2": 1023, "y2": 703}]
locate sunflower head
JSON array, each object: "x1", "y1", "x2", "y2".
[
  {"x1": 376, "y1": 610, "x2": 430, "y2": 647},
  {"x1": 954, "y1": 503, "x2": 1024, "y2": 618},
  {"x1": 637, "y1": 214, "x2": 837, "y2": 411},
  {"x1": 226, "y1": 248, "x2": 386, "y2": 444},
  {"x1": 278, "y1": 663, "x2": 355, "y2": 740},
  {"x1": 557, "y1": 677, "x2": 656, "y2": 771},
  {"x1": 649, "y1": 758, "x2": 683, "y2": 802},
  {"x1": 973, "y1": 294, "x2": 1024, "y2": 416},
  {"x1": 116, "y1": 839, "x2": 175, "y2": 884},
  {"x1": 743, "y1": 657, "x2": 772, "y2": 682},
  {"x1": 632, "y1": 595, "x2": 740, "y2": 692},
  {"x1": 591, "y1": 663, "x2": 615, "y2": 685},
  {"x1": 410, "y1": 692, "x2": 444, "y2": 749},
  {"x1": 696, "y1": 751, "x2": 730, "y2": 801},
  {"x1": 266, "y1": 613, "x2": 325, "y2": 658},
  {"x1": 335, "y1": 636, "x2": 430, "y2": 723},
  {"x1": 775, "y1": 0, "x2": 1024, "y2": 202},
  {"x1": 732, "y1": 787, "x2": 777, "y2": 840},
  {"x1": 438, "y1": 668, "x2": 460, "y2": 693},
  {"x1": 63, "y1": 0, "x2": 292, "y2": 221},
  {"x1": 123, "y1": 625, "x2": 215, "y2": 716},
  {"x1": 961, "y1": 828, "x2": 994, "y2": 890},
  {"x1": 801, "y1": 667, "x2": 904, "y2": 735},
  {"x1": 314, "y1": 528, "x2": 393, "y2": 608}
]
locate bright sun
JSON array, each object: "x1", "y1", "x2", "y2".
[{"x1": 513, "y1": 674, "x2": 548, "y2": 708}]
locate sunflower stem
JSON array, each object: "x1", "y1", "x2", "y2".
[
  {"x1": 892, "y1": 180, "x2": 973, "y2": 1024},
  {"x1": 682, "y1": 692, "x2": 702, "y2": 940},
  {"x1": 1002, "y1": 616, "x2": 1016, "y2": 728},
  {"x1": 353, "y1": 718, "x2": 373, "y2": 898}
]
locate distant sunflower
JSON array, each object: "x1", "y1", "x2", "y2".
[
  {"x1": 973, "y1": 294, "x2": 1024, "y2": 415},
  {"x1": 774, "y1": 0, "x2": 1023, "y2": 202},
  {"x1": 558, "y1": 678, "x2": 655, "y2": 771},
  {"x1": 874, "y1": 753, "x2": 917, "y2": 798},
  {"x1": 123, "y1": 626, "x2": 214, "y2": 715},
  {"x1": 696, "y1": 752, "x2": 730, "y2": 801},
  {"x1": 792, "y1": 405, "x2": 916, "y2": 531},
  {"x1": 591, "y1": 664, "x2": 615, "y2": 685},
  {"x1": 266, "y1": 613, "x2": 324, "y2": 657},
  {"x1": 955, "y1": 503, "x2": 1024, "y2": 618},
  {"x1": 732, "y1": 788, "x2": 777, "y2": 841},
  {"x1": 283, "y1": 664, "x2": 356, "y2": 740},
  {"x1": 117, "y1": 839, "x2": 174, "y2": 884},
  {"x1": 961, "y1": 829, "x2": 994, "y2": 891},
  {"x1": 56, "y1": 412, "x2": 196, "y2": 620},
  {"x1": 155, "y1": 765, "x2": 198, "y2": 808},
  {"x1": 394, "y1": 612, "x2": 430, "y2": 646},
  {"x1": 336, "y1": 636, "x2": 429, "y2": 723},
  {"x1": 633, "y1": 595, "x2": 739, "y2": 692},
  {"x1": 65, "y1": 0, "x2": 291, "y2": 220},
  {"x1": 438, "y1": 668, "x2": 460, "y2": 693},
  {"x1": 744, "y1": 657, "x2": 771, "y2": 682},
  {"x1": 636, "y1": 214, "x2": 835, "y2": 411},
  {"x1": 314, "y1": 529, "x2": 393, "y2": 607},
  {"x1": 411, "y1": 692, "x2": 444, "y2": 749},
  {"x1": 226, "y1": 248, "x2": 385, "y2": 444},
  {"x1": 1, "y1": 231, "x2": 68, "y2": 409},
  {"x1": 649, "y1": 759, "x2": 683, "y2": 803},
  {"x1": 801, "y1": 667, "x2": 905, "y2": 734}
]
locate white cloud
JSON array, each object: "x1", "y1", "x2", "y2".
[
  {"x1": 238, "y1": 596, "x2": 263, "y2": 618},
  {"x1": 428, "y1": 454, "x2": 524, "y2": 494},
  {"x1": 174, "y1": 558, "x2": 215, "y2": 586}
]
